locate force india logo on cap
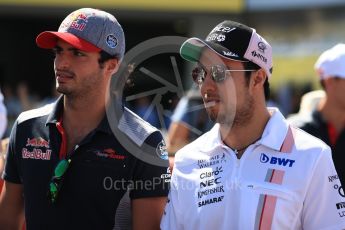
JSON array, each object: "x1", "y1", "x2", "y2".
[
  {"x1": 248, "y1": 36, "x2": 269, "y2": 65},
  {"x1": 258, "y1": 41, "x2": 267, "y2": 53}
]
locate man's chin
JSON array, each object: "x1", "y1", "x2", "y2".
[{"x1": 56, "y1": 86, "x2": 71, "y2": 95}]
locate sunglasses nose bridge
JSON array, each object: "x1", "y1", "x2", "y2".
[
  {"x1": 201, "y1": 71, "x2": 219, "y2": 94},
  {"x1": 202, "y1": 70, "x2": 212, "y2": 84}
]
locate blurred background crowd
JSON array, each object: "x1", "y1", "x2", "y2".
[{"x1": 0, "y1": 0, "x2": 344, "y2": 151}]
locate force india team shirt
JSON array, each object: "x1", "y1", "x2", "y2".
[{"x1": 161, "y1": 108, "x2": 345, "y2": 230}]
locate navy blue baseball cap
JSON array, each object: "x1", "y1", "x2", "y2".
[
  {"x1": 36, "y1": 8, "x2": 125, "y2": 60},
  {"x1": 180, "y1": 20, "x2": 273, "y2": 78}
]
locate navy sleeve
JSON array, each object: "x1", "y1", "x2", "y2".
[
  {"x1": 2, "y1": 120, "x2": 22, "y2": 184},
  {"x1": 129, "y1": 131, "x2": 171, "y2": 199}
]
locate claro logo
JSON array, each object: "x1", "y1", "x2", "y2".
[{"x1": 260, "y1": 153, "x2": 295, "y2": 167}]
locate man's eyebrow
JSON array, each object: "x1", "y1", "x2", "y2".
[
  {"x1": 53, "y1": 45, "x2": 82, "y2": 52},
  {"x1": 53, "y1": 45, "x2": 62, "y2": 50},
  {"x1": 67, "y1": 47, "x2": 82, "y2": 52}
]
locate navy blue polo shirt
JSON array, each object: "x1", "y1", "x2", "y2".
[{"x1": 3, "y1": 97, "x2": 170, "y2": 230}]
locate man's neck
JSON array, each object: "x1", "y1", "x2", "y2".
[
  {"x1": 220, "y1": 107, "x2": 270, "y2": 158},
  {"x1": 62, "y1": 94, "x2": 106, "y2": 152},
  {"x1": 319, "y1": 98, "x2": 345, "y2": 132}
]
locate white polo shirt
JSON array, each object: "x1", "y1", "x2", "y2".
[{"x1": 161, "y1": 108, "x2": 345, "y2": 230}]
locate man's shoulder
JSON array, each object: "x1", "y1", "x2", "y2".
[
  {"x1": 174, "y1": 131, "x2": 211, "y2": 164},
  {"x1": 17, "y1": 103, "x2": 54, "y2": 125},
  {"x1": 291, "y1": 125, "x2": 330, "y2": 154}
]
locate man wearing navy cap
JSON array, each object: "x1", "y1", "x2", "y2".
[
  {"x1": 0, "y1": 8, "x2": 169, "y2": 230},
  {"x1": 161, "y1": 21, "x2": 345, "y2": 229}
]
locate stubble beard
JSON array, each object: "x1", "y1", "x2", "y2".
[
  {"x1": 56, "y1": 70, "x2": 105, "y2": 100},
  {"x1": 232, "y1": 94, "x2": 255, "y2": 127},
  {"x1": 207, "y1": 93, "x2": 255, "y2": 128}
]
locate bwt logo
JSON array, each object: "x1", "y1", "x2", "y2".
[
  {"x1": 336, "y1": 202, "x2": 345, "y2": 210},
  {"x1": 260, "y1": 153, "x2": 295, "y2": 167}
]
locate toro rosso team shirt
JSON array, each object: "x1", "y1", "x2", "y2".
[
  {"x1": 161, "y1": 108, "x2": 345, "y2": 230},
  {"x1": 3, "y1": 97, "x2": 170, "y2": 230}
]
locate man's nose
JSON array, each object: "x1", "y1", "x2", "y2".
[
  {"x1": 201, "y1": 72, "x2": 217, "y2": 93},
  {"x1": 54, "y1": 54, "x2": 70, "y2": 70}
]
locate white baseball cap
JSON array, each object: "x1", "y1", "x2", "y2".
[{"x1": 314, "y1": 43, "x2": 345, "y2": 80}]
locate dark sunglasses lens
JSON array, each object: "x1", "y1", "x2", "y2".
[
  {"x1": 192, "y1": 67, "x2": 205, "y2": 84},
  {"x1": 49, "y1": 181, "x2": 59, "y2": 203},
  {"x1": 48, "y1": 159, "x2": 71, "y2": 203},
  {"x1": 211, "y1": 65, "x2": 226, "y2": 83}
]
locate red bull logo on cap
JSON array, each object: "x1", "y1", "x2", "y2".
[
  {"x1": 61, "y1": 11, "x2": 89, "y2": 31},
  {"x1": 70, "y1": 13, "x2": 88, "y2": 31}
]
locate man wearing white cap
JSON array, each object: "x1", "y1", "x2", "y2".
[
  {"x1": 0, "y1": 8, "x2": 169, "y2": 230},
  {"x1": 161, "y1": 21, "x2": 345, "y2": 229},
  {"x1": 290, "y1": 43, "x2": 345, "y2": 187}
]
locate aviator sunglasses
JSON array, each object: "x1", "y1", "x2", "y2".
[
  {"x1": 48, "y1": 158, "x2": 71, "y2": 204},
  {"x1": 192, "y1": 64, "x2": 256, "y2": 85}
]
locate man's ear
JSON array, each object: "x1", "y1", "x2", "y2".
[
  {"x1": 252, "y1": 69, "x2": 267, "y2": 87},
  {"x1": 106, "y1": 58, "x2": 120, "y2": 75}
]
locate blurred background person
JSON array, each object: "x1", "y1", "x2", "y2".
[
  {"x1": 0, "y1": 89, "x2": 7, "y2": 193},
  {"x1": 0, "y1": 89, "x2": 6, "y2": 143},
  {"x1": 1, "y1": 84, "x2": 22, "y2": 138},
  {"x1": 2, "y1": 82, "x2": 39, "y2": 138},
  {"x1": 131, "y1": 96, "x2": 161, "y2": 129},
  {"x1": 289, "y1": 43, "x2": 345, "y2": 186},
  {"x1": 166, "y1": 85, "x2": 213, "y2": 155},
  {"x1": 287, "y1": 89, "x2": 325, "y2": 123}
]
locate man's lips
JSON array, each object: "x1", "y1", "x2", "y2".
[
  {"x1": 204, "y1": 101, "x2": 217, "y2": 108},
  {"x1": 55, "y1": 71, "x2": 74, "y2": 82},
  {"x1": 204, "y1": 98, "x2": 220, "y2": 108}
]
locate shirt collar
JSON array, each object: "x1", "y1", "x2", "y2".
[
  {"x1": 260, "y1": 107, "x2": 289, "y2": 151},
  {"x1": 46, "y1": 95, "x2": 63, "y2": 125},
  {"x1": 96, "y1": 116, "x2": 113, "y2": 134},
  {"x1": 45, "y1": 95, "x2": 113, "y2": 135},
  {"x1": 194, "y1": 123, "x2": 228, "y2": 153}
]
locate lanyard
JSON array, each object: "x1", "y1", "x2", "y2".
[{"x1": 56, "y1": 117, "x2": 68, "y2": 159}]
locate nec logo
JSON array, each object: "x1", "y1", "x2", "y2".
[
  {"x1": 200, "y1": 177, "x2": 221, "y2": 188},
  {"x1": 260, "y1": 153, "x2": 295, "y2": 167}
]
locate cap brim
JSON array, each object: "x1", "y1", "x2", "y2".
[
  {"x1": 36, "y1": 31, "x2": 101, "y2": 52},
  {"x1": 180, "y1": 37, "x2": 247, "y2": 63}
]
